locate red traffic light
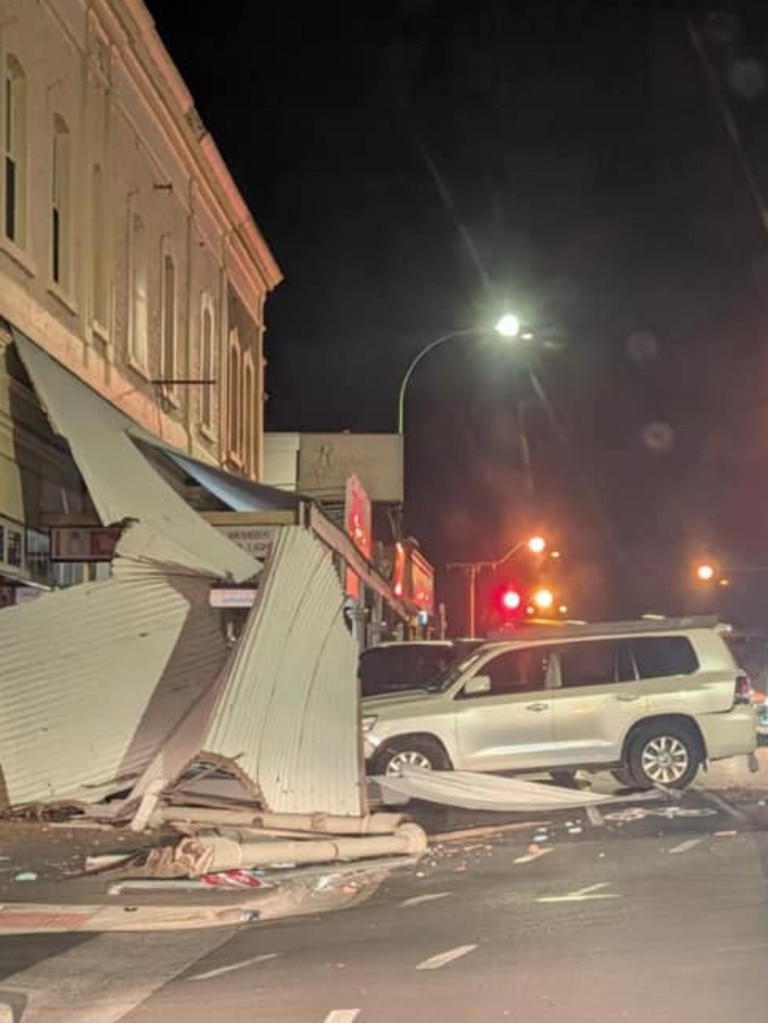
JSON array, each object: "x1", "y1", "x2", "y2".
[{"x1": 499, "y1": 587, "x2": 522, "y2": 612}]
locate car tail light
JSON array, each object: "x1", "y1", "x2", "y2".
[{"x1": 734, "y1": 674, "x2": 754, "y2": 704}]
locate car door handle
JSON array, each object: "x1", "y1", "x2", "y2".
[
  {"x1": 616, "y1": 694, "x2": 640, "y2": 702},
  {"x1": 526, "y1": 702, "x2": 549, "y2": 712}
]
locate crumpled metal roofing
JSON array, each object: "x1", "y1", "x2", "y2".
[
  {"x1": 0, "y1": 524, "x2": 231, "y2": 807},
  {"x1": 199, "y1": 526, "x2": 365, "y2": 817},
  {"x1": 13, "y1": 329, "x2": 260, "y2": 582}
]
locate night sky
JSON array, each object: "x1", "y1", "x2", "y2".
[{"x1": 147, "y1": 0, "x2": 768, "y2": 631}]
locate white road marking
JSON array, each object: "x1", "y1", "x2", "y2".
[
  {"x1": 187, "y1": 952, "x2": 278, "y2": 981},
  {"x1": 513, "y1": 847, "x2": 555, "y2": 864},
  {"x1": 0, "y1": 929, "x2": 233, "y2": 1022},
  {"x1": 415, "y1": 944, "x2": 478, "y2": 970},
  {"x1": 399, "y1": 891, "x2": 451, "y2": 908},
  {"x1": 538, "y1": 881, "x2": 620, "y2": 904},
  {"x1": 669, "y1": 837, "x2": 704, "y2": 855},
  {"x1": 323, "y1": 1012, "x2": 360, "y2": 1023}
]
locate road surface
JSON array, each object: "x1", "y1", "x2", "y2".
[{"x1": 1, "y1": 783, "x2": 767, "y2": 1023}]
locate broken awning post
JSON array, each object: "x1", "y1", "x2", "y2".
[
  {"x1": 0, "y1": 523, "x2": 232, "y2": 807},
  {"x1": 12, "y1": 329, "x2": 260, "y2": 582},
  {"x1": 375, "y1": 768, "x2": 621, "y2": 813}
]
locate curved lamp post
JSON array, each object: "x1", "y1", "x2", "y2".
[{"x1": 396, "y1": 314, "x2": 523, "y2": 435}]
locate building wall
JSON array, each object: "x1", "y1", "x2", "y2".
[{"x1": 0, "y1": 0, "x2": 281, "y2": 588}]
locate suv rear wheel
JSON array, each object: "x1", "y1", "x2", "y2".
[
  {"x1": 372, "y1": 736, "x2": 452, "y2": 776},
  {"x1": 626, "y1": 722, "x2": 701, "y2": 790}
]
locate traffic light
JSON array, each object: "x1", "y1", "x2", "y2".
[{"x1": 495, "y1": 584, "x2": 522, "y2": 616}]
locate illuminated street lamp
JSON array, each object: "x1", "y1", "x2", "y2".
[
  {"x1": 527, "y1": 535, "x2": 546, "y2": 554},
  {"x1": 532, "y1": 587, "x2": 555, "y2": 611},
  {"x1": 397, "y1": 314, "x2": 527, "y2": 434},
  {"x1": 696, "y1": 563, "x2": 716, "y2": 582}
]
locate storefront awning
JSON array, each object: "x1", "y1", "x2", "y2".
[
  {"x1": 139, "y1": 437, "x2": 410, "y2": 617},
  {"x1": 12, "y1": 330, "x2": 260, "y2": 581}
]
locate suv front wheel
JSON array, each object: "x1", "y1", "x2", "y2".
[
  {"x1": 626, "y1": 721, "x2": 701, "y2": 790},
  {"x1": 372, "y1": 736, "x2": 452, "y2": 776}
]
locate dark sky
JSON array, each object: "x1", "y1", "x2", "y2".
[{"x1": 147, "y1": 0, "x2": 768, "y2": 630}]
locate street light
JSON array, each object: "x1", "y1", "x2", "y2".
[
  {"x1": 447, "y1": 534, "x2": 549, "y2": 637},
  {"x1": 532, "y1": 587, "x2": 555, "y2": 611},
  {"x1": 397, "y1": 314, "x2": 524, "y2": 434},
  {"x1": 696, "y1": 563, "x2": 716, "y2": 581}
]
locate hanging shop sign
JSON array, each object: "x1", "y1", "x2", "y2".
[{"x1": 344, "y1": 475, "x2": 372, "y2": 599}]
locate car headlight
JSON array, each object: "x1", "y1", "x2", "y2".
[{"x1": 361, "y1": 715, "x2": 377, "y2": 734}]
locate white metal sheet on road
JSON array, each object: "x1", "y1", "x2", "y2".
[
  {"x1": 415, "y1": 944, "x2": 478, "y2": 970},
  {"x1": 0, "y1": 930, "x2": 234, "y2": 1023},
  {"x1": 322, "y1": 1012, "x2": 361, "y2": 1023}
]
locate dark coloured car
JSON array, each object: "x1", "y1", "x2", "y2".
[{"x1": 359, "y1": 640, "x2": 484, "y2": 697}]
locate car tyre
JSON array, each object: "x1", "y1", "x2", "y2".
[
  {"x1": 626, "y1": 722, "x2": 701, "y2": 790},
  {"x1": 611, "y1": 768, "x2": 638, "y2": 790},
  {"x1": 371, "y1": 736, "x2": 452, "y2": 777}
]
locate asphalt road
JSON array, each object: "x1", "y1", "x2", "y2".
[{"x1": 1, "y1": 785, "x2": 768, "y2": 1023}]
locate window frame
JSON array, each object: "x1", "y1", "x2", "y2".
[
  {"x1": 159, "y1": 237, "x2": 177, "y2": 400},
  {"x1": 128, "y1": 212, "x2": 149, "y2": 372},
  {"x1": 199, "y1": 292, "x2": 216, "y2": 434},
  {"x1": 226, "y1": 328, "x2": 242, "y2": 466},
  {"x1": 51, "y1": 114, "x2": 72, "y2": 291},
  {"x1": 3, "y1": 54, "x2": 26, "y2": 248}
]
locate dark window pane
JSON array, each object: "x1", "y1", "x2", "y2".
[
  {"x1": 558, "y1": 640, "x2": 624, "y2": 687},
  {"x1": 5, "y1": 156, "x2": 15, "y2": 240},
  {"x1": 52, "y1": 205, "x2": 60, "y2": 282},
  {"x1": 475, "y1": 647, "x2": 550, "y2": 696},
  {"x1": 6, "y1": 529, "x2": 22, "y2": 566},
  {"x1": 631, "y1": 637, "x2": 698, "y2": 678}
]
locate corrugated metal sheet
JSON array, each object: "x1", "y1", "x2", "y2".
[
  {"x1": 201, "y1": 526, "x2": 365, "y2": 817},
  {"x1": 13, "y1": 330, "x2": 259, "y2": 582},
  {"x1": 0, "y1": 524, "x2": 230, "y2": 806}
]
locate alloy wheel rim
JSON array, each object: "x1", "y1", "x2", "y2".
[
  {"x1": 641, "y1": 735, "x2": 690, "y2": 784},
  {"x1": 385, "y1": 750, "x2": 433, "y2": 776}
]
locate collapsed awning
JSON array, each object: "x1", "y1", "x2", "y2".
[
  {"x1": 131, "y1": 526, "x2": 366, "y2": 818},
  {"x1": 138, "y1": 435, "x2": 410, "y2": 617},
  {"x1": 0, "y1": 523, "x2": 232, "y2": 807},
  {"x1": 12, "y1": 329, "x2": 259, "y2": 581}
]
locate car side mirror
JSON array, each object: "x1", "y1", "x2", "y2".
[{"x1": 463, "y1": 674, "x2": 491, "y2": 696}]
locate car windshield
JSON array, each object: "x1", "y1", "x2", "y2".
[{"x1": 425, "y1": 650, "x2": 486, "y2": 692}]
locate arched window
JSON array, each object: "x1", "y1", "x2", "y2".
[
  {"x1": 200, "y1": 294, "x2": 215, "y2": 430},
  {"x1": 52, "y1": 115, "x2": 71, "y2": 287},
  {"x1": 160, "y1": 241, "x2": 177, "y2": 387},
  {"x1": 227, "y1": 330, "x2": 241, "y2": 458},
  {"x1": 129, "y1": 214, "x2": 148, "y2": 367},
  {"x1": 91, "y1": 163, "x2": 108, "y2": 326},
  {"x1": 4, "y1": 55, "x2": 26, "y2": 245},
  {"x1": 243, "y1": 353, "x2": 255, "y2": 477}
]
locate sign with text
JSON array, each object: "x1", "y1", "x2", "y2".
[
  {"x1": 214, "y1": 524, "x2": 278, "y2": 562},
  {"x1": 344, "y1": 475, "x2": 372, "y2": 599},
  {"x1": 298, "y1": 434, "x2": 403, "y2": 503}
]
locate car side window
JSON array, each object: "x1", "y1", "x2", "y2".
[
  {"x1": 464, "y1": 647, "x2": 551, "y2": 697},
  {"x1": 558, "y1": 640, "x2": 635, "y2": 687},
  {"x1": 631, "y1": 637, "x2": 698, "y2": 678}
]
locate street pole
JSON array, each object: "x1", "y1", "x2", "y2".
[
  {"x1": 397, "y1": 328, "x2": 477, "y2": 434},
  {"x1": 468, "y1": 563, "x2": 478, "y2": 637}
]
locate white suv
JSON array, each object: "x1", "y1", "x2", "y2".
[{"x1": 362, "y1": 618, "x2": 757, "y2": 790}]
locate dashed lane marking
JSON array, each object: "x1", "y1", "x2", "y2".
[
  {"x1": 187, "y1": 953, "x2": 278, "y2": 981},
  {"x1": 415, "y1": 944, "x2": 478, "y2": 970},
  {"x1": 538, "y1": 881, "x2": 620, "y2": 904},
  {"x1": 513, "y1": 847, "x2": 555, "y2": 864},
  {"x1": 322, "y1": 1011, "x2": 361, "y2": 1023},
  {"x1": 399, "y1": 892, "x2": 452, "y2": 908},
  {"x1": 668, "y1": 837, "x2": 704, "y2": 855}
]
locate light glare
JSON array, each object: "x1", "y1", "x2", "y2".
[{"x1": 495, "y1": 313, "x2": 520, "y2": 338}]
